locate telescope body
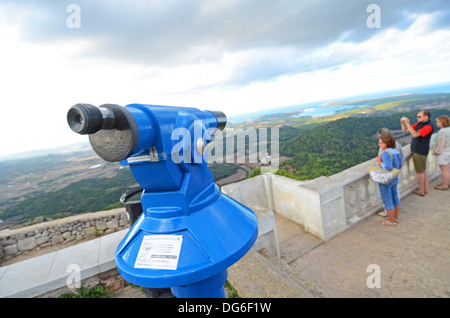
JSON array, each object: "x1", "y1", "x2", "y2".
[{"x1": 67, "y1": 103, "x2": 257, "y2": 297}]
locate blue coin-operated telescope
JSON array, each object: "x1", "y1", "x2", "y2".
[{"x1": 67, "y1": 103, "x2": 258, "y2": 298}]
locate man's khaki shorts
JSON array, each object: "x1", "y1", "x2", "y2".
[{"x1": 413, "y1": 152, "x2": 428, "y2": 173}]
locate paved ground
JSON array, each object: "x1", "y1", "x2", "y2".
[{"x1": 276, "y1": 176, "x2": 449, "y2": 298}]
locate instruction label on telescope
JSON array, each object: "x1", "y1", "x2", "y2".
[{"x1": 134, "y1": 235, "x2": 183, "y2": 270}]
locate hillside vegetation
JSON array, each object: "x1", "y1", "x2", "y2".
[
  {"x1": 0, "y1": 167, "x2": 138, "y2": 221},
  {"x1": 1, "y1": 91, "x2": 449, "y2": 226},
  {"x1": 231, "y1": 93, "x2": 450, "y2": 128},
  {"x1": 0, "y1": 157, "x2": 240, "y2": 225},
  {"x1": 263, "y1": 108, "x2": 450, "y2": 180}
]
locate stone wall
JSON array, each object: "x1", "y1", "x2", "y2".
[{"x1": 0, "y1": 208, "x2": 129, "y2": 262}]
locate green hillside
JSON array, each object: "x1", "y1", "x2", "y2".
[
  {"x1": 232, "y1": 93, "x2": 450, "y2": 128},
  {"x1": 274, "y1": 108, "x2": 450, "y2": 180},
  {"x1": 1, "y1": 94, "x2": 449, "y2": 227},
  {"x1": 0, "y1": 168, "x2": 138, "y2": 221}
]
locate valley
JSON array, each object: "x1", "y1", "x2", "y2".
[{"x1": 1, "y1": 92, "x2": 449, "y2": 229}]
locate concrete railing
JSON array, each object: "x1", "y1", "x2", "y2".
[{"x1": 223, "y1": 139, "x2": 441, "y2": 241}]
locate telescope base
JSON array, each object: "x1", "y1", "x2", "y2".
[{"x1": 171, "y1": 270, "x2": 227, "y2": 298}]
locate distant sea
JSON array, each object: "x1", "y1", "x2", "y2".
[{"x1": 228, "y1": 81, "x2": 450, "y2": 123}]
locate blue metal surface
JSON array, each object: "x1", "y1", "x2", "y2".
[
  {"x1": 113, "y1": 104, "x2": 258, "y2": 297},
  {"x1": 171, "y1": 270, "x2": 228, "y2": 298}
]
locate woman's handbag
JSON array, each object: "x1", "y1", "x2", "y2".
[{"x1": 368, "y1": 151, "x2": 401, "y2": 184}]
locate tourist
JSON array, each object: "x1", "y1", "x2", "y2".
[
  {"x1": 376, "y1": 135, "x2": 402, "y2": 226},
  {"x1": 400, "y1": 110, "x2": 434, "y2": 196},
  {"x1": 377, "y1": 128, "x2": 404, "y2": 161},
  {"x1": 431, "y1": 115, "x2": 450, "y2": 190},
  {"x1": 376, "y1": 128, "x2": 404, "y2": 217}
]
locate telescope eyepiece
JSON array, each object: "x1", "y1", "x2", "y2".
[
  {"x1": 67, "y1": 104, "x2": 104, "y2": 135},
  {"x1": 67, "y1": 103, "x2": 139, "y2": 162}
]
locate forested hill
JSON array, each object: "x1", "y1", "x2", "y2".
[
  {"x1": 0, "y1": 154, "x2": 240, "y2": 227},
  {"x1": 1, "y1": 107, "x2": 449, "y2": 227},
  {"x1": 276, "y1": 108, "x2": 450, "y2": 180}
]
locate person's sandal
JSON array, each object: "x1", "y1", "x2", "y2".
[
  {"x1": 434, "y1": 184, "x2": 449, "y2": 190},
  {"x1": 381, "y1": 220, "x2": 397, "y2": 226},
  {"x1": 385, "y1": 216, "x2": 399, "y2": 223}
]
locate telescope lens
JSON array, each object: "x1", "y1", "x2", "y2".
[
  {"x1": 67, "y1": 104, "x2": 103, "y2": 134},
  {"x1": 74, "y1": 113, "x2": 83, "y2": 125}
]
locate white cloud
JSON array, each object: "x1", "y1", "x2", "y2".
[
  {"x1": 0, "y1": 2, "x2": 449, "y2": 158},
  {"x1": 157, "y1": 12, "x2": 450, "y2": 112}
]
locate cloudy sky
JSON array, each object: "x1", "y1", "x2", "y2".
[{"x1": 1, "y1": 0, "x2": 450, "y2": 158}]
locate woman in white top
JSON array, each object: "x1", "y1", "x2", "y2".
[{"x1": 432, "y1": 115, "x2": 450, "y2": 190}]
